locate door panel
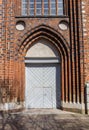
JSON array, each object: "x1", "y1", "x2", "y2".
[
  {"x1": 30, "y1": 87, "x2": 43, "y2": 108},
  {"x1": 43, "y1": 87, "x2": 52, "y2": 108}
]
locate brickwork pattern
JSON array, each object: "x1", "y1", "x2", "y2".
[
  {"x1": 82, "y1": 0, "x2": 89, "y2": 82},
  {"x1": 0, "y1": 0, "x2": 86, "y2": 113}
]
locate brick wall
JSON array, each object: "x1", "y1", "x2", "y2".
[
  {"x1": 82, "y1": 0, "x2": 89, "y2": 82},
  {"x1": 0, "y1": 0, "x2": 86, "y2": 113}
]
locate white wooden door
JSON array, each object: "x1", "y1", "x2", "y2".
[{"x1": 25, "y1": 64, "x2": 60, "y2": 108}]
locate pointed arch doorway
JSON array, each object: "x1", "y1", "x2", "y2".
[{"x1": 25, "y1": 39, "x2": 61, "y2": 109}]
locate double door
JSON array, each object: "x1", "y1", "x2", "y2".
[{"x1": 25, "y1": 64, "x2": 60, "y2": 108}]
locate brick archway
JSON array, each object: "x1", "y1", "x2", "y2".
[{"x1": 15, "y1": 24, "x2": 71, "y2": 110}]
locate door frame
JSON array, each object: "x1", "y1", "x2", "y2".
[{"x1": 25, "y1": 57, "x2": 61, "y2": 109}]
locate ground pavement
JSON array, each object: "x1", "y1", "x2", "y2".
[{"x1": 0, "y1": 109, "x2": 89, "y2": 130}]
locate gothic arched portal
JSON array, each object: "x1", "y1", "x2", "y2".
[{"x1": 25, "y1": 38, "x2": 61, "y2": 108}]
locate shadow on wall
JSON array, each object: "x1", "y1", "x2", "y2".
[
  {"x1": 0, "y1": 79, "x2": 11, "y2": 104},
  {"x1": 0, "y1": 79, "x2": 20, "y2": 104}
]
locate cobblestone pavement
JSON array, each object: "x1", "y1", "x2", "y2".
[{"x1": 0, "y1": 109, "x2": 89, "y2": 130}]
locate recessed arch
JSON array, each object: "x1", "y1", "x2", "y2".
[
  {"x1": 16, "y1": 24, "x2": 71, "y2": 109},
  {"x1": 16, "y1": 25, "x2": 70, "y2": 58}
]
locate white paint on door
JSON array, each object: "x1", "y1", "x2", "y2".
[{"x1": 25, "y1": 64, "x2": 60, "y2": 108}]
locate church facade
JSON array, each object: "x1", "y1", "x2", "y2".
[{"x1": 0, "y1": 0, "x2": 89, "y2": 114}]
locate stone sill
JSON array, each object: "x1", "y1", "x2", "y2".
[{"x1": 15, "y1": 15, "x2": 69, "y2": 19}]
